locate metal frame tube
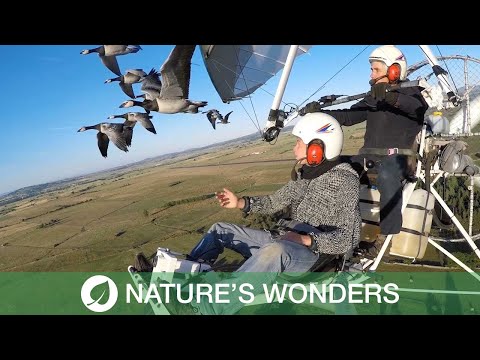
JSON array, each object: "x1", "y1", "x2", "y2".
[{"x1": 271, "y1": 45, "x2": 299, "y2": 111}]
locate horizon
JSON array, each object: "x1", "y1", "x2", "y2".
[
  {"x1": 1, "y1": 45, "x2": 479, "y2": 195},
  {"x1": 0, "y1": 125, "x2": 266, "y2": 197}
]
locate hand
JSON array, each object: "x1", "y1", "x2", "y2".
[
  {"x1": 370, "y1": 83, "x2": 388, "y2": 101},
  {"x1": 299, "y1": 101, "x2": 321, "y2": 116},
  {"x1": 384, "y1": 91, "x2": 399, "y2": 106},
  {"x1": 370, "y1": 83, "x2": 399, "y2": 106},
  {"x1": 278, "y1": 231, "x2": 311, "y2": 246},
  {"x1": 216, "y1": 188, "x2": 238, "y2": 209}
]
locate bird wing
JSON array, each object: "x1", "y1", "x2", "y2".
[
  {"x1": 133, "y1": 113, "x2": 156, "y2": 134},
  {"x1": 123, "y1": 125, "x2": 134, "y2": 147},
  {"x1": 103, "y1": 45, "x2": 128, "y2": 56},
  {"x1": 120, "y1": 82, "x2": 135, "y2": 99},
  {"x1": 141, "y1": 69, "x2": 162, "y2": 100},
  {"x1": 123, "y1": 69, "x2": 145, "y2": 84},
  {"x1": 97, "y1": 132, "x2": 109, "y2": 157},
  {"x1": 126, "y1": 69, "x2": 146, "y2": 78},
  {"x1": 102, "y1": 123, "x2": 129, "y2": 152},
  {"x1": 206, "y1": 112, "x2": 216, "y2": 129},
  {"x1": 103, "y1": 45, "x2": 142, "y2": 56},
  {"x1": 100, "y1": 55, "x2": 121, "y2": 76},
  {"x1": 224, "y1": 111, "x2": 233, "y2": 122},
  {"x1": 159, "y1": 45, "x2": 196, "y2": 99}
]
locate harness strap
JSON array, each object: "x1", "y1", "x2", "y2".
[{"x1": 359, "y1": 147, "x2": 418, "y2": 156}]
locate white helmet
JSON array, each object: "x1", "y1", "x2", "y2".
[
  {"x1": 369, "y1": 45, "x2": 407, "y2": 81},
  {"x1": 292, "y1": 112, "x2": 343, "y2": 161}
]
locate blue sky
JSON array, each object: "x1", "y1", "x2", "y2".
[{"x1": 1, "y1": 44, "x2": 479, "y2": 195}]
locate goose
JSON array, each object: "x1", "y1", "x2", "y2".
[
  {"x1": 218, "y1": 111, "x2": 233, "y2": 125},
  {"x1": 135, "y1": 93, "x2": 204, "y2": 114},
  {"x1": 105, "y1": 69, "x2": 147, "y2": 99},
  {"x1": 152, "y1": 45, "x2": 207, "y2": 114},
  {"x1": 108, "y1": 112, "x2": 156, "y2": 134},
  {"x1": 119, "y1": 99, "x2": 158, "y2": 114},
  {"x1": 203, "y1": 109, "x2": 233, "y2": 129},
  {"x1": 77, "y1": 122, "x2": 132, "y2": 158},
  {"x1": 80, "y1": 45, "x2": 142, "y2": 76},
  {"x1": 203, "y1": 109, "x2": 222, "y2": 129}
]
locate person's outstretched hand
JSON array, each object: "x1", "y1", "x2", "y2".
[{"x1": 216, "y1": 188, "x2": 239, "y2": 209}]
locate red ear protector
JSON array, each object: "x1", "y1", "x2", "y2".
[
  {"x1": 369, "y1": 62, "x2": 402, "y2": 85},
  {"x1": 387, "y1": 63, "x2": 401, "y2": 83},
  {"x1": 306, "y1": 139, "x2": 325, "y2": 166}
]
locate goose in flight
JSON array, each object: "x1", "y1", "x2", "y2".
[
  {"x1": 203, "y1": 109, "x2": 233, "y2": 129},
  {"x1": 134, "y1": 94, "x2": 202, "y2": 114},
  {"x1": 152, "y1": 45, "x2": 207, "y2": 114},
  {"x1": 80, "y1": 45, "x2": 142, "y2": 76},
  {"x1": 204, "y1": 109, "x2": 221, "y2": 129},
  {"x1": 218, "y1": 111, "x2": 233, "y2": 125},
  {"x1": 108, "y1": 112, "x2": 156, "y2": 134},
  {"x1": 77, "y1": 122, "x2": 133, "y2": 158},
  {"x1": 105, "y1": 69, "x2": 147, "y2": 99}
]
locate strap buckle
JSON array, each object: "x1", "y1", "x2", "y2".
[{"x1": 387, "y1": 148, "x2": 399, "y2": 156}]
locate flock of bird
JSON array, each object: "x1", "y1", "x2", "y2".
[
  {"x1": 77, "y1": 45, "x2": 234, "y2": 158},
  {"x1": 203, "y1": 109, "x2": 233, "y2": 130}
]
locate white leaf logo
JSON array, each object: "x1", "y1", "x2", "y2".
[{"x1": 81, "y1": 275, "x2": 118, "y2": 313}]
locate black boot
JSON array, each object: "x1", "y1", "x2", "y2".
[{"x1": 134, "y1": 252, "x2": 154, "y2": 272}]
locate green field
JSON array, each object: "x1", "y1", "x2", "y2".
[{"x1": 0, "y1": 123, "x2": 479, "y2": 273}]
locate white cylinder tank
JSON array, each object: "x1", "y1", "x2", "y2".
[{"x1": 390, "y1": 189, "x2": 435, "y2": 259}]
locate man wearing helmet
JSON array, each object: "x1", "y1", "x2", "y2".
[
  {"x1": 301, "y1": 45, "x2": 429, "y2": 257},
  {"x1": 158, "y1": 113, "x2": 361, "y2": 315}
]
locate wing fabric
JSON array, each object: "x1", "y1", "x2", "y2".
[{"x1": 200, "y1": 45, "x2": 311, "y2": 103}]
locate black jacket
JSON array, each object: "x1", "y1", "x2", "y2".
[{"x1": 321, "y1": 85, "x2": 429, "y2": 149}]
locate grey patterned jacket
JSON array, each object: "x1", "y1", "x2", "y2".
[{"x1": 245, "y1": 162, "x2": 361, "y2": 255}]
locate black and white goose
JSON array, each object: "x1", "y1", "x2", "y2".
[
  {"x1": 135, "y1": 62, "x2": 204, "y2": 113},
  {"x1": 105, "y1": 69, "x2": 147, "y2": 99},
  {"x1": 80, "y1": 45, "x2": 142, "y2": 76},
  {"x1": 77, "y1": 122, "x2": 132, "y2": 158},
  {"x1": 203, "y1": 110, "x2": 233, "y2": 129},
  {"x1": 203, "y1": 109, "x2": 221, "y2": 129},
  {"x1": 218, "y1": 111, "x2": 233, "y2": 125}
]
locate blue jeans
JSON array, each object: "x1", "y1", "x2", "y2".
[
  {"x1": 188, "y1": 222, "x2": 320, "y2": 315},
  {"x1": 189, "y1": 222, "x2": 319, "y2": 272}
]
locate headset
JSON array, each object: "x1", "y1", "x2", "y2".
[
  {"x1": 370, "y1": 62, "x2": 402, "y2": 86},
  {"x1": 306, "y1": 139, "x2": 325, "y2": 166},
  {"x1": 386, "y1": 63, "x2": 401, "y2": 83}
]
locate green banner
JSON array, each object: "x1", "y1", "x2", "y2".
[{"x1": 1, "y1": 271, "x2": 479, "y2": 315}]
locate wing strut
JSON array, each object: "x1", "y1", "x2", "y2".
[{"x1": 263, "y1": 45, "x2": 299, "y2": 142}]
